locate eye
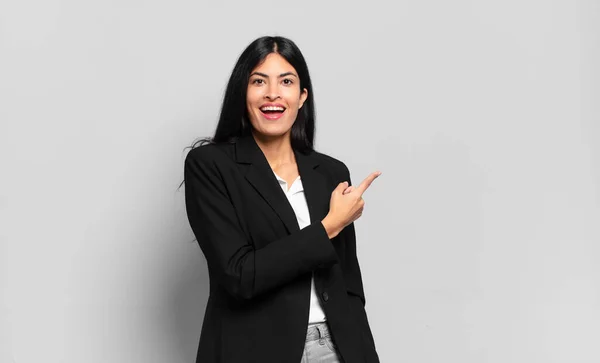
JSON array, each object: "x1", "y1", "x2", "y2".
[
  {"x1": 252, "y1": 79, "x2": 264, "y2": 85},
  {"x1": 282, "y1": 78, "x2": 294, "y2": 85}
]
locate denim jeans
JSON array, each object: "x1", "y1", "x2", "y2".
[{"x1": 301, "y1": 322, "x2": 342, "y2": 363}]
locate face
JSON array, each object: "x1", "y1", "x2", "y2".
[{"x1": 246, "y1": 53, "x2": 308, "y2": 140}]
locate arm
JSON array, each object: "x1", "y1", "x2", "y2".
[{"x1": 184, "y1": 149, "x2": 339, "y2": 301}]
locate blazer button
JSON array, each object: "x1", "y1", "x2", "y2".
[{"x1": 321, "y1": 292, "x2": 329, "y2": 302}]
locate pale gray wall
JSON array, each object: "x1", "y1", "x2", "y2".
[{"x1": 1, "y1": 0, "x2": 599, "y2": 362}]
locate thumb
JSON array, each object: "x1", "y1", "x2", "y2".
[{"x1": 335, "y1": 181, "x2": 349, "y2": 193}]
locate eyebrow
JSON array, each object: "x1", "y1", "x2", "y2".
[{"x1": 250, "y1": 71, "x2": 298, "y2": 78}]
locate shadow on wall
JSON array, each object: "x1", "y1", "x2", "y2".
[
  {"x1": 169, "y1": 238, "x2": 210, "y2": 361},
  {"x1": 164, "y1": 186, "x2": 210, "y2": 362}
]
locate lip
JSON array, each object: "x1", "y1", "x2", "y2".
[
  {"x1": 260, "y1": 103, "x2": 286, "y2": 109},
  {"x1": 259, "y1": 103, "x2": 286, "y2": 120},
  {"x1": 260, "y1": 108, "x2": 285, "y2": 120}
]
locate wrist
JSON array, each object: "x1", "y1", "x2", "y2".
[{"x1": 321, "y1": 216, "x2": 342, "y2": 239}]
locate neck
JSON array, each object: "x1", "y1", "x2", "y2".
[{"x1": 251, "y1": 130, "x2": 295, "y2": 169}]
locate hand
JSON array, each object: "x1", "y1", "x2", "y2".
[{"x1": 321, "y1": 171, "x2": 382, "y2": 239}]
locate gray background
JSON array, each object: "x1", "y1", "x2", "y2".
[{"x1": 1, "y1": 0, "x2": 599, "y2": 362}]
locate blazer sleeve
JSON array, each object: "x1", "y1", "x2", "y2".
[{"x1": 184, "y1": 148, "x2": 339, "y2": 301}]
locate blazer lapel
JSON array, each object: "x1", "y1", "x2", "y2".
[
  {"x1": 235, "y1": 134, "x2": 330, "y2": 235},
  {"x1": 295, "y1": 148, "x2": 330, "y2": 227},
  {"x1": 236, "y1": 134, "x2": 299, "y2": 234}
]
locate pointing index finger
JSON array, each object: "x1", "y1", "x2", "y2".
[{"x1": 355, "y1": 171, "x2": 382, "y2": 196}]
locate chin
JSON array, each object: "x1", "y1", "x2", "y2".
[{"x1": 252, "y1": 124, "x2": 293, "y2": 139}]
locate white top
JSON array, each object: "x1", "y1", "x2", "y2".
[{"x1": 272, "y1": 170, "x2": 327, "y2": 324}]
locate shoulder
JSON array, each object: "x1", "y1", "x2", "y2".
[
  {"x1": 185, "y1": 142, "x2": 235, "y2": 167},
  {"x1": 310, "y1": 150, "x2": 351, "y2": 179},
  {"x1": 184, "y1": 143, "x2": 237, "y2": 183}
]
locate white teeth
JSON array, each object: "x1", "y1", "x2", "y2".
[{"x1": 260, "y1": 106, "x2": 285, "y2": 111}]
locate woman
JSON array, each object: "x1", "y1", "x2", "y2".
[{"x1": 184, "y1": 36, "x2": 381, "y2": 363}]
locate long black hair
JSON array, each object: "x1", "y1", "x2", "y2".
[{"x1": 186, "y1": 35, "x2": 317, "y2": 154}]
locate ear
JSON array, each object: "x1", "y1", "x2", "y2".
[{"x1": 298, "y1": 88, "x2": 308, "y2": 109}]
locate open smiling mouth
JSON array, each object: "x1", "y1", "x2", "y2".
[{"x1": 260, "y1": 105, "x2": 286, "y2": 120}]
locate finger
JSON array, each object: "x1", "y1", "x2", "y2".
[
  {"x1": 343, "y1": 186, "x2": 354, "y2": 195},
  {"x1": 335, "y1": 181, "x2": 349, "y2": 193},
  {"x1": 356, "y1": 171, "x2": 382, "y2": 195}
]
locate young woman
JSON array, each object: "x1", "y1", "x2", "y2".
[{"x1": 184, "y1": 36, "x2": 381, "y2": 363}]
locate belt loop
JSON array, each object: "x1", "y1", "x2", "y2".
[{"x1": 316, "y1": 324, "x2": 323, "y2": 339}]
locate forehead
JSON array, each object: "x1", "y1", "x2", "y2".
[{"x1": 251, "y1": 53, "x2": 297, "y2": 74}]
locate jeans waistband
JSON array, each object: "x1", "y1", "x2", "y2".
[{"x1": 306, "y1": 322, "x2": 331, "y2": 342}]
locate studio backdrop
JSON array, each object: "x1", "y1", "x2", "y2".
[{"x1": 1, "y1": 1, "x2": 599, "y2": 362}]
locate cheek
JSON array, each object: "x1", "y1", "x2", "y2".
[
  {"x1": 285, "y1": 90, "x2": 302, "y2": 107},
  {"x1": 246, "y1": 87, "x2": 262, "y2": 105},
  {"x1": 246, "y1": 102, "x2": 261, "y2": 117}
]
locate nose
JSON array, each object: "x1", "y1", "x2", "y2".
[{"x1": 264, "y1": 82, "x2": 280, "y2": 100}]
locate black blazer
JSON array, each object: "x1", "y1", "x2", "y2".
[{"x1": 184, "y1": 134, "x2": 380, "y2": 363}]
